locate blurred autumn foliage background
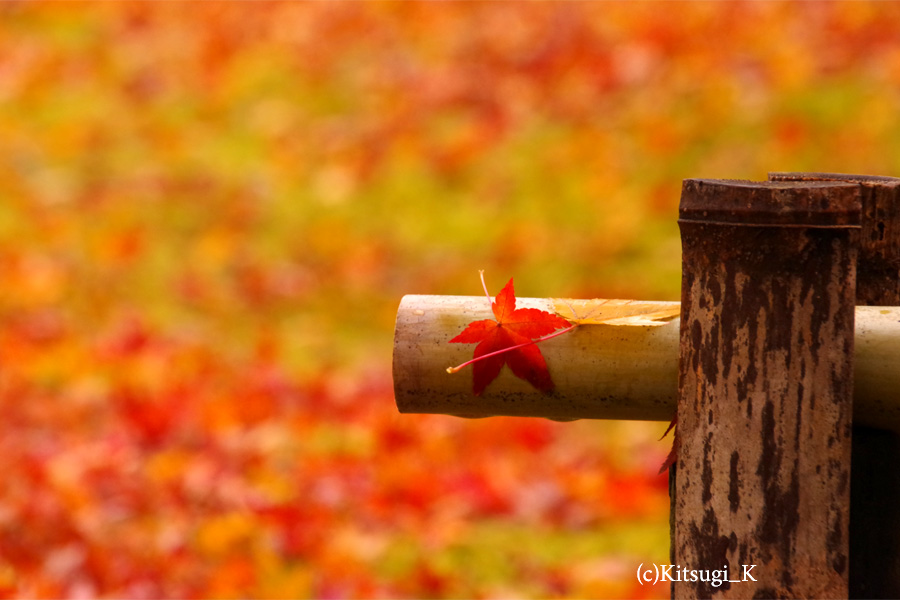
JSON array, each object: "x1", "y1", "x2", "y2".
[{"x1": 2, "y1": 2, "x2": 900, "y2": 598}]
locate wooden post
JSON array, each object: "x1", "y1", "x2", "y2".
[
  {"x1": 770, "y1": 173, "x2": 900, "y2": 599},
  {"x1": 673, "y1": 179, "x2": 860, "y2": 598}
]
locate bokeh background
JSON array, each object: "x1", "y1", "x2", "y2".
[{"x1": 2, "y1": 3, "x2": 900, "y2": 598}]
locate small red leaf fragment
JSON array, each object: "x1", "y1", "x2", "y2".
[
  {"x1": 658, "y1": 414, "x2": 678, "y2": 475},
  {"x1": 658, "y1": 414, "x2": 677, "y2": 441},
  {"x1": 449, "y1": 277, "x2": 572, "y2": 395}
]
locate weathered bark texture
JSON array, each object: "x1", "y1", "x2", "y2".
[
  {"x1": 673, "y1": 179, "x2": 860, "y2": 598},
  {"x1": 769, "y1": 173, "x2": 900, "y2": 305},
  {"x1": 771, "y1": 172, "x2": 900, "y2": 599}
]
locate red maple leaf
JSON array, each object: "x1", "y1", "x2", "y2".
[{"x1": 448, "y1": 274, "x2": 573, "y2": 395}]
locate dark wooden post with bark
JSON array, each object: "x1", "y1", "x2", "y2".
[
  {"x1": 769, "y1": 172, "x2": 900, "y2": 599},
  {"x1": 673, "y1": 179, "x2": 860, "y2": 598}
]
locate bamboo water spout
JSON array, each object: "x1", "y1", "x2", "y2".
[{"x1": 393, "y1": 295, "x2": 900, "y2": 432}]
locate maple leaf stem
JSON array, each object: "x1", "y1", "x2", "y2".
[
  {"x1": 446, "y1": 323, "x2": 578, "y2": 374},
  {"x1": 478, "y1": 269, "x2": 491, "y2": 303}
]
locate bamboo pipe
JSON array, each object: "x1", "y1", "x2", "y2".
[{"x1": 392, "y1": 295, "x2": 900, "y2": 432}]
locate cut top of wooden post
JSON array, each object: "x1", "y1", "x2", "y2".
[
  {"x1": 679, "y1": 178, "x2": 861, "y2": 227},
  {"x1": 770, "y1": 172, "x2": 900, "y2": 306}
]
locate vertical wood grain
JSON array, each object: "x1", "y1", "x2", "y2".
[{"x1": 673, "y1": 179, "x2": 860, "y2": 598}]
